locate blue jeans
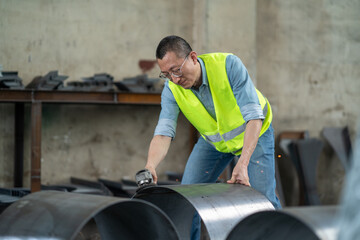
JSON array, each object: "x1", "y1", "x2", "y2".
[{"x1": 181, "y1": 124, "x2": 281, "y2": 239}]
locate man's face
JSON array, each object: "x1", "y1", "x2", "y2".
[{"x1": 158, "y1": 51, "x2": 197, "y2": 89}]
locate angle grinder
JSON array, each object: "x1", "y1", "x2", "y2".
[{"x1": 135, "y1": 169, "x2": 156, "y2": 192}]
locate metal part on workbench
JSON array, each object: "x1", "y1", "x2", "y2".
[
  {"x1": 0, "y1": 191, "x2": 179, "y2": 240},
  {"x1": 64, "y1": 73, "x2": 115, "y2": 92},
  {"x1": 227, "y1": 206, "x2": 338, "y2": 240},
  {"x1": 0, "y1": 71, "x2": 24, "y2": 89},
  {"x1": 134, "y1": 183, "x2": 274, "y2": 240},
  {"x1": 26, "y1": 71, "x2": 68, "y2": 90},
  {"x1": 114, "y1": 74, "x2": 161, "y2": 93}
]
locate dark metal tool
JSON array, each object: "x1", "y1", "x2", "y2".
[{"x1": 135, "y1": 169, "x2": 155, "y2": 187}]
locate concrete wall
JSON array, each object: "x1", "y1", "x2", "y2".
[
  {"x1": 0, "y1": 0, "x2": 195, "y2": 187},
  {"x1": 193, "y1": 0, "x2": 257, "y2": 80},
  {"x1": 257, "y1": 0, "x2": 360, "y2": 205},
  {"x1": 257, "y1": 0, "x2": 360, "y2": 137},
  {"x1": 1, "y1": 0, "x2": 360, "y2": 205},
  {"x1": 0, "y1": 0, "x2": 194, "y2": 81}
]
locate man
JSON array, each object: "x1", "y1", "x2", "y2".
[{"x1": 144, "y1": 35, "x2": 281, "y2": 239}]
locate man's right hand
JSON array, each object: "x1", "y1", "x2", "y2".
[
  {"x1": 145, "y1": 165, "x2": 158, "y2": 184},
  {"x1": 145, "y1": 135, "x2": 172, "y2": 185}
]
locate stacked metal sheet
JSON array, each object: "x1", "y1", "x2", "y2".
[
  {"x1": 26, "y1": 71, "x2": 68, "y2": 90},
  {"x1": 0, "y1": 71, "x2": 24, "y2": 89},
  {"x1": 64, "y1": 73, "x2": 115, "y2": 92}
]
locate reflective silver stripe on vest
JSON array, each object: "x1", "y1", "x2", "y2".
[
  {"x1": 203, "y1": 102, "x2": 268, "y2": 144},
  {"x1": 204, "y1": 133, "x2": 222, "y2": 143},
  {"x1": 230, "y1": 102, "x2": 267, "y2": 155},
  {"x1": 222, "y1": 102, "x2": 268, "y2": 142},
  {"x1": 222, "y1": 123, "x2": 247, "y2": 142}
]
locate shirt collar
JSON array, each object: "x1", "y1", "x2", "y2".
[{"x1": 191, "y1": 58, "x2": 208, "y2": 91}]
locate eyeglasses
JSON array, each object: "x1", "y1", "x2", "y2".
[{"x1": 159, "y1": 54, "x2": 189, "y2": 80}]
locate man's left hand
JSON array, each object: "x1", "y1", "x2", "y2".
[{"x1": 227, "y1": 161, "x2": 251, "y2": 186}]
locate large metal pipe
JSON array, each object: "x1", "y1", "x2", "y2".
[
  {"x1": 0, "y1": 191, "x2": 179, "y2": 240},
  {"x1": 134, "y1": 183, "x2": 274, "y2": 240},
  {"x1": 226, "y1": 206, "x2": 338, "y2": 240}
]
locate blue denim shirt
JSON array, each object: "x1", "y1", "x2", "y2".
[{"x1": 154, "y1": 54, "x2": 264, "y2": 138}]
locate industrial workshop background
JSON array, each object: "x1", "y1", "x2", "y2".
[{"x1": 1, "y1": 0, "x2": 360, "y2": 207}]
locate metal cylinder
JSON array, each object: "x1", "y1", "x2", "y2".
[
  {"x1": 226, "y1": 206, "x2": 338, "y2": 240},
  {"x1": 134, "y1": 183, "x2": 274, "y2": 240},
  {"x1": 0, "y1": 191, "x2": 179, "y2": 240}
]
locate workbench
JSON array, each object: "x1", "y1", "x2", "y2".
[{"x1": 0, "y1": 89, "x2": 164, "y2": 192}]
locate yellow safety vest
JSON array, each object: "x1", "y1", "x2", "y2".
[{"x1": 169, "y1": 53, "x2": 272, "y2": 155}]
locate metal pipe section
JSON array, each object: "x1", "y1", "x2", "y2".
[
  {"x1": 226, "y1": 206, "x2": 338, "y2": 240},
  {"x1": 0, "y1": 191, "x2": 179, "y2": 240},
  {"x1": 134, "y1": 183, "x2": 275, "y2": 240}
]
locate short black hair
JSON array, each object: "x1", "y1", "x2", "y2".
[{"x1": 156, "y1": 35, "x2": 192, "y2": 59}]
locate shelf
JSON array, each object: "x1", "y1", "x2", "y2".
[
  {"x1": 0, "y1": 89, "x2": 161, "y2": 105},
  {"x1": 0, "y1": 89, "x2": 161, "y2": 192}
]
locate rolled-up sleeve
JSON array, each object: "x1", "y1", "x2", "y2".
[
  {"x1": 154, "y1": 81, "x2": 180, "y2": 138},
  {"x1": 226, "y1": 55, "x2": 265, "y2": 122},
  {"x1": 240, "y1": 103, "x2": 264, "y2": 122}
]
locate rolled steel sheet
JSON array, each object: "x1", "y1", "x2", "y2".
[
  {"x1": 134, "y1": 183, "x2": 274, "y2": 240},
  {"x1": 226, "y1": 206, "x2": 338, "y2": 240},
  {"x1": 0, "y1": 191, "x2": 179, "y2": 240}
]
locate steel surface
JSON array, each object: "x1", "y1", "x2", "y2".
[
  {"x1": 0, "y1": 191, "x2": 179, "y2": 240},
  {"x1": 226, "y1": 206, "x2": 338, "y2": 240},
  {"x1": 297, "y1": 139, "x2": 324, "y2": 205},
  {"x1": 134, "y1": 183, "x2": 274, "y2": 240},
  {"x1": 322, "y1": 127, "x2": 352, "y2": 171}
]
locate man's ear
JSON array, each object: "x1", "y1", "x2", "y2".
[{"x1": 189, "y1": 51, "x2": 198, "y2": 64}]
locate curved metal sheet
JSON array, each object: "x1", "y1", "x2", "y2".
[
  {"x1": 226, "y1": 206, "x2": 338, "y2": 240},
  {"x1": 134, "y1": 183, "x2": 274, "y2": 240},
  {"x1": 0, "y1": 191, "x2": 179, "y2": 240},
  {"x1": 296, "y1": 139, "x2": 324, "y2": 205},
  {"x1": 322, "y1": 127, "x2": 352, "y2": 170}
]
